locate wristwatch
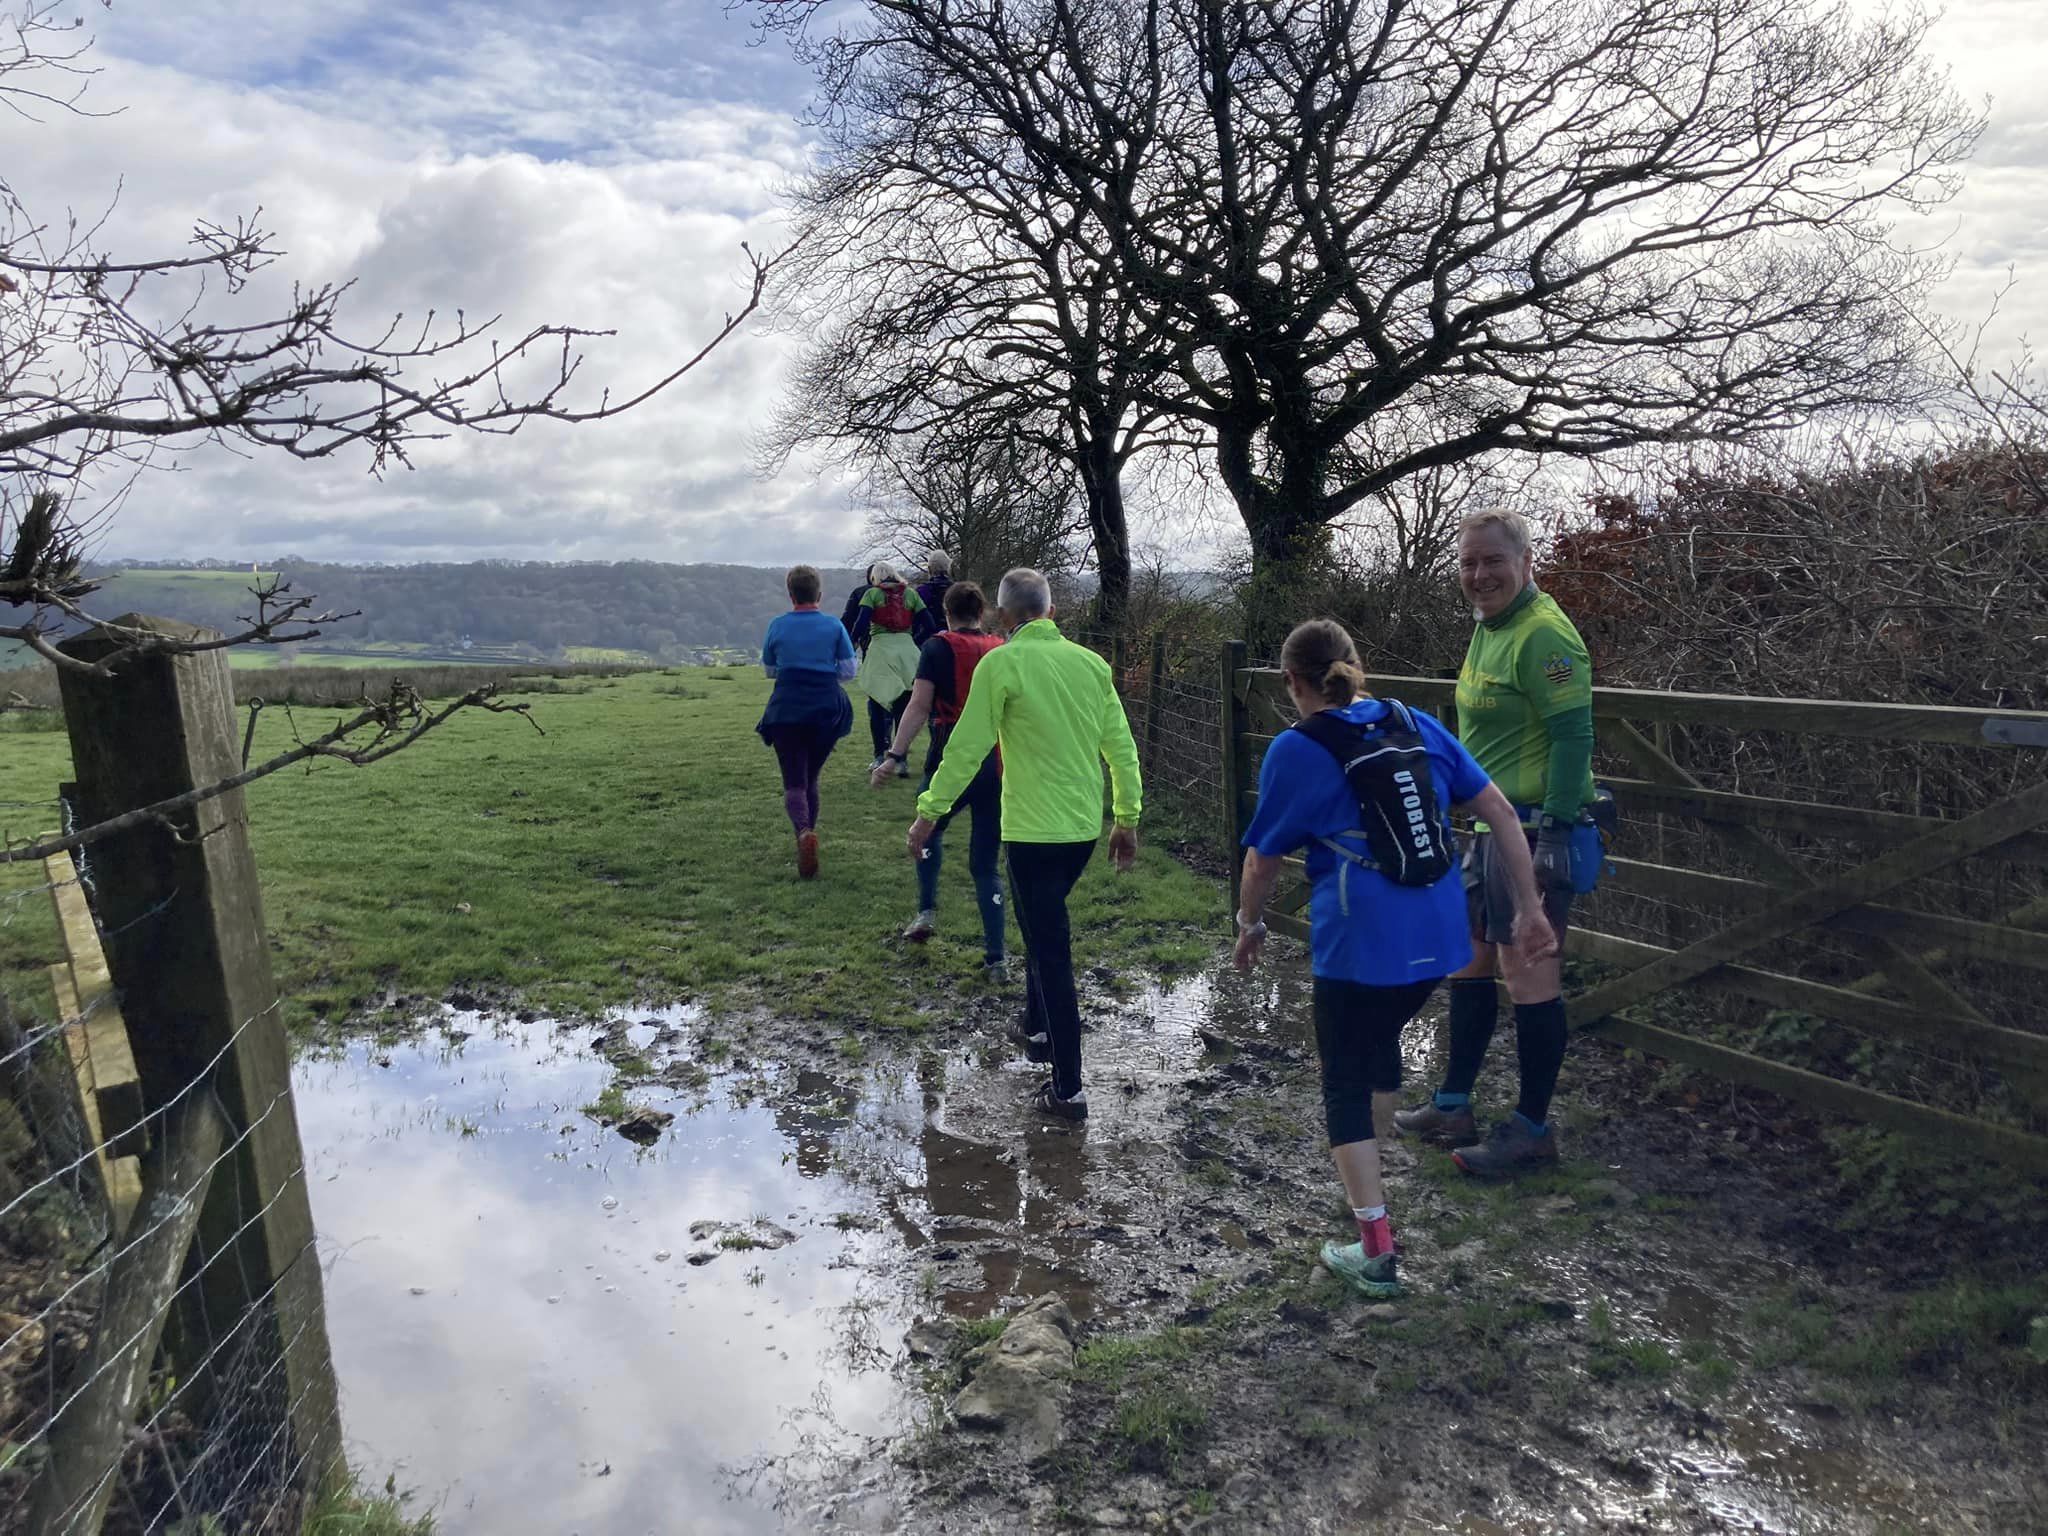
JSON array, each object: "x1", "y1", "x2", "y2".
[
  {"x1": 883, "y1": 750, "x2": 906, "y2": 764},
  {"x1": 1235, "y1": 912, "x2": 1267, "y2": 939}
]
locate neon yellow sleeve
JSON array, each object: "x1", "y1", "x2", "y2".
[{"x1": 1098, "y1": 674, "x2": 1143, "y2": 827}]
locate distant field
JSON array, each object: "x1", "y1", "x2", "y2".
[{"x1": 565, "y1": 646, "x2": 656, "y2": 665}]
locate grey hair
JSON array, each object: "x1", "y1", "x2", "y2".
[
  {"x1": 996, "y1": 567, "x2": 1052, "y2": 620},
  {"x1": 1456, "y1": 508, "x2": 1532, "y2": 558},
  {"x1": 925, "y1": 550, "x2": 953, "y2": 577},
  {"x1": 870, "y1": 560, "x2": 902, "y2": 585}
]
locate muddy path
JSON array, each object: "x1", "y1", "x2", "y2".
[{"x1": 295, "y1": 951, "x2": 2047, "y2": 1534}]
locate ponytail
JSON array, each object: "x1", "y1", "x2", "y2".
[{"x1": 1280, "y1": 619, "x2": 1366, "y2": 708}]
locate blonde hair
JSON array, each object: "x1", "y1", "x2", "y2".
[
  {"x1": 1456, "y1": 507, "x2": 1532, "y2": 558},
  {"x1": 1280, "y1": 619, "x2": 1367, "y2": 708}
]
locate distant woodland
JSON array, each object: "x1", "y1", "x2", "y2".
[{"x1": 73, "y1": 560, "x2": 878, "y2": 659}]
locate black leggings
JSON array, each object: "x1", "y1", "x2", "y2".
[
  {"x1": 1311, "y1": 976, "x2": 1440, "y2": 1146},
  {"x1": 1007, "y1": 839, "x2": 1097, "y2": 1099}
]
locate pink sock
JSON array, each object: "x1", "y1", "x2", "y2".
[{"x1": 1354, "y1": 1204, "x2": 1393, "y2": 1259}]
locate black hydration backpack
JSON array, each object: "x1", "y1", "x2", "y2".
[{"x1": 1291, "y1": 701, "x2": 1456, "y2": 890}]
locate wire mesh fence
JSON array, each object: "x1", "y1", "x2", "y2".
[
  {"x1": 1117, "y1": 643, "x2": 1226, "y2": 860},
  {"x1": 3, "y1": 632, "x2": 343, "y2": 1536},
  {"x1": 0, "y1": 846, "x2": 340, "y2": 1536}
]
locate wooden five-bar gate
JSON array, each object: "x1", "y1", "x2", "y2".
[{"x1": 1219, "y1": 642, "x2": 2048, "y2": 1172}]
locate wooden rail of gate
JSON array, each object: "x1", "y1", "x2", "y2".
[{"x1": 1219, "y1": 642, "x2": 2048, "y2": 1172}]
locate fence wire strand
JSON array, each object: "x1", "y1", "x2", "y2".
[{"x1": 1, "y1": 852, "x2": 337, "y2": 1536}]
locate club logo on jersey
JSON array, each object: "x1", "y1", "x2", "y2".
[{"x1": 1541, "y1": 650, "x2": 1574, "y2": 687}]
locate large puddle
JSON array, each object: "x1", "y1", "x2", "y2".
[
  {"x1": 293, "y1": 988, "x2": 1219, "y2": 1531},
  {"x1": 294, "y1": 975, "x2": 1960, "y2": 1534},
  {"x1": 296, "y1": 1014, "x2": 921, "y2": 1532}
]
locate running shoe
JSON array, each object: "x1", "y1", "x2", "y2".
[
  {"x1": 796, "y1": 830, "x2": 820, "y2": 880},
  {"x1": 1006, "y1": 1018, "x2": 1052, "y2": 1062},
  {"x1": 1029, "y1": 1080, "x2": 1088, "y2": 1122},
  {"x1": 1392, "y1": 1100, "x2": 1480, "y2": 1147},
  {"x1": 1451, "y1": 1117, "x2": 1560, "y2": 1179},
  {"x1": 902, "y1": 910, "x2": 937, "y2": 943},
  {"x1": 1321, "y1": 1239, "x2": 1402, "y2": 1298}
]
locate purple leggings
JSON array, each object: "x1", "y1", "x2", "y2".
[{"x1": 765, "y1": 723, "x2": 837, "y2": 833}]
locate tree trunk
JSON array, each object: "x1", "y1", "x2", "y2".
[
  {"x1": 1216, "y1": 418, "x2": 1332, "y2": 658},
  {"x1": 1079, "y1": 427, "x2": 1132, "y2": 640}
]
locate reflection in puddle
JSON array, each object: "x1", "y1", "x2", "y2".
[
  {"x1": 293, "y1": 983, "x2": 1217, "y2": 1532},
  {"x1": 290, "y1": 968, "x2": 1939, "y2": 1536},
  {"x1": 296, "y1": 1014, "x2": 918, "y2": 1534}
]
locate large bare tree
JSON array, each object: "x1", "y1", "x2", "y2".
[
  {"x1": 855, "y1": 408, "x2": 1094, "y2": 586},
  {"x1": 760, "y1": 34, "x2": 1187, "y2": 634},
  {"x1": 2, "y1": 2, "x2": 774, "y2": 862},
  {"x1": 756, "y1": 0, "x2": 1981, "y2": 635}
]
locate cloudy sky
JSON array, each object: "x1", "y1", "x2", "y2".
[{"x1": 14, "y1": 0, "x2": 2048, "y2": 568}]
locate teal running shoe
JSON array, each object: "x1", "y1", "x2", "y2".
[{"x1": 1321, "y1": 1239, "x2": 1402, "y2": 1299}]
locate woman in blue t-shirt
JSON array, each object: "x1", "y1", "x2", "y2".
[
  {"x1": 759, "y1": 564, "x2": 858, "y2": 879},
  {"x1": 1233, "y1": 619, "x2": 1555, "y2": 1298}
]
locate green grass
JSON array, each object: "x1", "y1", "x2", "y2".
[
  {"x1": 1112, "y1": 1386, "x2": 1206, "y2": 1472},
  {"x1": 0, "y1": 669, "x2": 1220, "y2": 1030},
  {"x1": 303, "y1": 1472, "x2": 436, "y2": 1534},
  {"x1": 1585, "y1": 1300, "x2": 1677, "y2": 1382},
  {"x1": 1076, "y1": 1325, "x2": 1196, "y2": 1382},
  {"x1": 960, "y1": 1316, "x2": 1009, "y2": 1346}
]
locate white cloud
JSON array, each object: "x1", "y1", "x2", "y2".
[
  {"x1": 11, "y1": 1, "x2": 2047, "y2": 567},
  {"x1": 7, "y1": 9, "x2": 860, "y2": 567}
]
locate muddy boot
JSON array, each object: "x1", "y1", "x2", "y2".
[
  {"x1": 1029, "y1": 1080, "x2": 1087, "y2": 1122},
  {"x1": 901, "y1": 910, "x2": 936, "y2": 943},
  {"x1": 797, "y1": 830, "x2": 820, "y2": 880},
  {"x1": 1006, "y1": 1018, "x2": 1052, "y2": 1062},
  {"x1": 1392, "y1": 1099, "x2": 1479, "y2": 1147},
  {"x1": 1321, "y1": 1240, "x2": 1401, "y2": 1299},
  {"x1": 1451, "y1": 1116, "x2": 1560, "y2": 1179}
]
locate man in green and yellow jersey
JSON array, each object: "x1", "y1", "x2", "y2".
[
  {"x1": 1397, "y1": 509, "x2": 1597, "y2": 1176},
  {"x1": 908, "y1": 568, "x2": 1143, "y2": 1122}
]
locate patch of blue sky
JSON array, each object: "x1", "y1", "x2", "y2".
[{"x1": 99, "y1": 0, "x2": 813, "y2": 160}]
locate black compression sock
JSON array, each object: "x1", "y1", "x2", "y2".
[
  {"x1": 1439, "y1": 978, "x2": 1498, "y2": 1100},
  {"x1": 1512, "y1": 997, "x2": 1569, "y2": 1128}
]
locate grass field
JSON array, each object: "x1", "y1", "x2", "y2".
[{"x1": 0, "y1": 669, "x2": 1219, "y2": 1029}]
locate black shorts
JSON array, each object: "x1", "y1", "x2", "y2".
[{"x1": 1464, "y1": 828, "x2": 1573, "y2": 948}]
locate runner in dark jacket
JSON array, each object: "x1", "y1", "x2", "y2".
[
  {"x1": 872, "y1": 581, "x2": 1005, "y2": 965},
  {"x1": 838, "y1": 563, "x2": 894, "y2": 760},
  {"x1": 913, "y1": 552, "x2": 954, "y2": 645}
]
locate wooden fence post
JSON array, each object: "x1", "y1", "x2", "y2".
[
  {"x1": 54, "y1": 616, "x2": 344, "y2": 1506},
  {"x1": 1111, "y1": 633, "x2": 1128, "y2": 697},
  {"x1": 1142, "y1": 633, "x2": 1166, "y2": 778},
  {"x1": 1219, "y1": 641, "x2": 1249, "y2": 914}
]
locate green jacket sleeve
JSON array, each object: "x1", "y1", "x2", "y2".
[
  {"x1": 1514, "y1": 614, "x2": 1594, "y2": 822},
  {"x1": 917, "y1": 653, "x2": 1003, "y2": 821},
  {"x1": 1098, "y1": 673, "x2": 1143, "y2": 827},
  {"x1": 1539, "y1": 707, "x2": 1594, "y2": 823}
]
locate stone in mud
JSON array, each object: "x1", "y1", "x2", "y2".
[
  {"x1": 905, "y1": 1319, "x2": 953, "y2": 1361},
  {"x1": 950, "y1": 1293, "x2": 1075, "y2": 1457},
  {"x1": 613, "y1": 1106, "x2": 674, "y2": 1145}
]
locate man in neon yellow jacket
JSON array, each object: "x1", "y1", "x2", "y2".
[{"x1": 909, "y1": 568, "x2": 1142, "y2": 1122}]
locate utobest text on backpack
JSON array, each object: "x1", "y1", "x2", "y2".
[{"x1": 1290, "y1": 701, "x2": 1456, "y2": 907}]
